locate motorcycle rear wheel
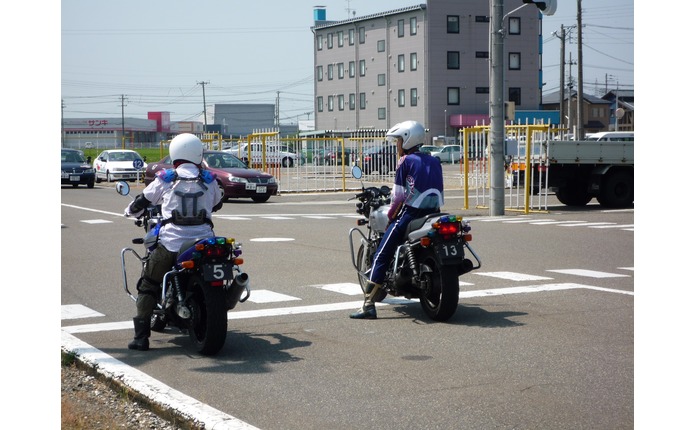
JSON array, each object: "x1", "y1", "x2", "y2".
[
  {"x1": 186, "y1": 274, "x2": 228, "y2": 356},
  {"x1": 419, "y1": 258, "x2": 459, "y2": 322},
  {"x1": 356, "y1": 243, "x2": 387, "y2": 302}
]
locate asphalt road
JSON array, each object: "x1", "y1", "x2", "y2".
[{"x1": 61, "y1": 182, "x2": 634, "y2": 429}]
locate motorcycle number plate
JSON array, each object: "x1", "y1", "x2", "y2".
[
  {"x1": 436, "y1": 242, "x2": 465, "y2": 261},
  {"x1": 256, "y1": 186, "x2": 267, "y2": 193},
  {"x1": 202, "y1": 262, "x2": 234, "y2": 281}
]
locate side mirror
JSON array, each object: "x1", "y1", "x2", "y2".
[
  {"x1": 351, "y1": 165, "x2": 363, "y2": 180},
  {"x1": 115, "y1": 181, "x2": 130, "y2": 196}
]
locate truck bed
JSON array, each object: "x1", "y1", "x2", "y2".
[{"x1": 545, "y1": 140, "x2": 634, "y2": 165}]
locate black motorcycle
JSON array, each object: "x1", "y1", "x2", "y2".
[
  {"x1": 116, "y1": 181, "x2": 250, "y2": 355},
  {"x1": 348, "y1": 166, "x2": 481, "y2": 321}
]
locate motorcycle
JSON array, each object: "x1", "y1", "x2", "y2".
[
  {"x1": 116, "y1": 181, "x2": 250, "y2": 355},
  {"x1": 347, "y1": 166, "x2": 481, "y2": 321}
]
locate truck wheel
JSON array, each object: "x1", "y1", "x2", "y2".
[
  {"x1": 556, "y1": 181, "x2": 592, "y2": 206},
  {"x1": 598, "y1": 171, "x2": 633, "y2": 208}
]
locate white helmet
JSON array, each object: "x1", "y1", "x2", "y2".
[
  {"x1": 386, "y1": 120, "x2": 425, "y2": 150},
  {"x1": 169, "y1": 133, "x2": 203, "y2": 165}
]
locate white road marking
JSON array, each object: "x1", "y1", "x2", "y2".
[
  {"x1": 62, "y1": 304, "x2": 105, "y2": 320},
  {"x1": 248, "y1": 237, "x2": 294, "y2": 242},
  {"x1": 474, "y1": 271, "x2": 554, "y2": 281},
  {"x1": 248, "y1": 289, "x2": 300, "y2": 303},
  {"x1": 81, "y1": 219, "x2": 113, "y2": 224},
  {"x1": 547, "y1": 269, "x2": 629, "y2": 278},
  {"x1": 61, "y1": 332, "x2": 261, "y2": 430}
]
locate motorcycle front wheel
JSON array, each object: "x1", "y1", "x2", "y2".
[
  {"x1": 419, "y1": 256, "x2": 460, "y2": 322},
  {"x1": 185, "y1": 274, "x2": 228, "y2": 356},
  {"x1": 356, "y1": 243, "x2": 387, "y2": 302}
]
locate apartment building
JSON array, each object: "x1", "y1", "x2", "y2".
[{"x1": 311, "y1": 0, "x2": 543, "y2": 140}]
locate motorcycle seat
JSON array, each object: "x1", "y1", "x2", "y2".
[
  {"x1": 178, "y1": 237, "x2": 209, "y2": 254},
  {"x1": 405, "y1": 212, "x2": 447, "y2": 236}
]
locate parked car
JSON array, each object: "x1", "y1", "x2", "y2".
[
  {"x1": 362, "y1": 144, "x2": 399, "y2": 174},
  {"x1": 278, "y1": 144, "x2": 306, "y2": 165},
  {"x1": 431, "y1": 145, "x2": 463, "y2": 163},
  {"x1": 61, "y1": 148, "x2": 95, "y2": 188},
  {"x1": 144, "y1": 150, "x2": 278, "y2": 203},
  {"x1": 224, "y1": 142, "x2": 298, "y2": 168},
  {"x1": 93, "y1": 149, "x2": 147, "y2": 183},
  {"x1": 419, "y1": 145, "x2": 439, "y2": 155},
  {"x1": 323, "y1": 147, "x2": 355, "y2": 166}
]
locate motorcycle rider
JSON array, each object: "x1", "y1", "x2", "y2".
[
  {"x1": 350, "y1": 120, "x2": 444, "y2": 319},
  {"x1": 124, "y1": 133, "x2": 223, "y2": 350}
]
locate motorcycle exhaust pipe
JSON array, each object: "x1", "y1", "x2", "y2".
[{"x1": 225, "y1": 272, "x2": 250, "y2": 310}]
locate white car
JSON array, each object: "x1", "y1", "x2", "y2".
[
  {"x1": 431, "y1": 145, "x2": 463, "y2": 163},
  {"x1": 224, "y1": 142, "x2": 298, "y2": 168},
  {"x1": 93, "y1": 149, "x2": 147, "y2": 183}
]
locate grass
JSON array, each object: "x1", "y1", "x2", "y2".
[{"x1": 80, "y1": 147, "x2": 166, "y2": 164}]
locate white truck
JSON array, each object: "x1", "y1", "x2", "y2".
[{"x1": 542, "y1": 138, "x2": 634, "y2": 208}]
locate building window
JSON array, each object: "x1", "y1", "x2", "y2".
[
  {"x1": 475, "y1": 51, "x2": 489, "y2": 59},
  {"x1": 349, "y1": 28, "x2": 355, "y2": 45},
  {"x1": 328, "y1": 95, "x2": 334, "y2": 111},
  {"x1": 317, "y1": 34, "x2": 323, "y2": 50},
  {"x1": 317, "y1": 96, "x2": 323, "y2": 112},
  {"x1": 338, "y1": 63, "x2": 344, "y2": 79},
  {"x1": 398, "y1": 54, "x2": 405, "y2": 72},
  {"x1": 327, "y1": 33, "x2": 333, "y2": 49},
  {"x1": 359, "y1": 27, "x2": 365, "y2": 44},
  {"x1": 349, "y1": 61, "x2": 355, "y2": 78},
  {"x1": 359, "y1": 59, "x2": 366, "y2": 76},
  {"x1": 509, "y1": 17, "x2": 520, "y2": 35},
  {"x1": 398, "y1": 89, "x2": 405, "y2": 107},
  {"x1": 338, "y1": 94, "x2": 345, "y2": 111},
  {"x1": 447, "y1": 87, "x2": 460, "y2": 105},
  {"x1": 509, "y1": 87, "x2": 521, "y2": 106},
  {"x1": 378, "y1": 108, "x2": 386, "y2": 120},
  {"x1": 509, "y1": 52, "x2": 521, "y2": 70},
  {"x1": 476, "y1": 87, "x2": 489, "y2": 94},
  {"x1": 327, "y1": 64, "x2": 334, "y2": 80},
  {"x1": 337, "y1": 30, "x2": 344, "y2": 47},
  {"x1": 410, "y1": 88, "x2": 418, "y2": 106},
  {"x1": 447, "y1": 16, "x2": 460, "y2": 33},
  {"x1": 410, "y1": 53, "x2": 417, "y2": 71},
  {"x1": 377, "y1": 74, "x2": 386, "y2": 86},
  {"x1": 398, "y1": 19, "x2": 405, "y2": 37},
  {"x1": 316, "y1": 66, "x2": 323, "y2": 81},
  {"x1": 359, "y1": 92, "x2": 366, "y2": 110},
  {"x1": 475, "y1": 16, "x2": 489, "y2": 23},
  {"x1": 377, "y1": 40, "x2": 385, "y2": 52},
  {"x1": 349, "y1": 93, "x2": 356, "y2": 110},
  {"x1": 410, "y1": 17, "x2": 417, "y2": 35},
  {"x1": 447, "y1": 51, "x2": 460, "y2": 69}
]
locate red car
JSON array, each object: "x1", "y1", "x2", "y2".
[{"x1": 144, "y1": 150, "x2": 278, "y2": 203}]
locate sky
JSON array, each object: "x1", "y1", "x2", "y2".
[{"x1": 58, "y1": 0, "x2": 633, "y2": 124}]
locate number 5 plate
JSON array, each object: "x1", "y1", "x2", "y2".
[{"x1": 202, "y1": 262, "x2": 234, "y2": 281}]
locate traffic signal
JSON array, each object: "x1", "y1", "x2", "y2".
[{"x1": 522, "y1": 0, "x2": 557, "y2": 16}]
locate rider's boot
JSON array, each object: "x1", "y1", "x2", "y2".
[
  {"x1": 128, "y1": 317, "x2": 151, "y2": 351},
  {"x1": 349, "y1": 282, "x2": 382, "y2": 319}
]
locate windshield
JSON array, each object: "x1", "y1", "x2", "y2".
[
  {"x1": 204, "y1": 152, "x2": 248, "y2": 169},
  {"x1": 62, "y1": 150, "x2": 86, "y2": 163}
]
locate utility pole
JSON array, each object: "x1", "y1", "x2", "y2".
[
  {"x1": 61, "y1": 99, "x2": 65, "y2": 146},
  {"x1": 275, "y1": 91, "x2": 280, "y2": 128},
  {"x1": 576, "y1": 0, "x2": 584, "y2": 139},
  {"x1": 490, "y1": 0, "x2": 505, "y2": 216},
  {"x1": 567, "y1": 52, "x2": 576, "y2": 135},
  {"x1": 553, "y1": 26, "x2": 567, "y2": 134},
  {"x1": 197, "y1": 81, "x2": 209, "y2": 132},
  {"x1": 120, "y1": 94, "x2": 127, "y2": 148}
]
